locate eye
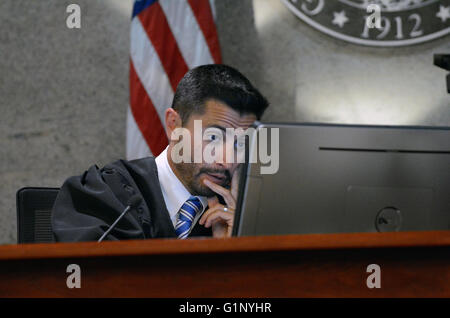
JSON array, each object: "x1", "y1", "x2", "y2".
[
  {"x1": 204, "y1": 128, "x2": 223, "y2": 143},
  {"x1": 208, "y1": 133, "x2": 221, "y2": 142},
  {"x1": 234, "y1": 138, "x2": 245, "y2": 150}
]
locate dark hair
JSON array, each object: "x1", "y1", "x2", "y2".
[{"x1": 172, "y1": 64, "x2": 269, "y2": 123}]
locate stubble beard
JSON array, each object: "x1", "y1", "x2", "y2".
[{"x1": 172, "y1": 162, "x2": 231, "y2": 197}]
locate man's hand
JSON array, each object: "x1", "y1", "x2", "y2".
[{"x1": 199, "y1": 168, "x2": 240, "y2": 238}]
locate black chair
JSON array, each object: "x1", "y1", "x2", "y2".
[{"x1": 16, "y1": 187, "x2": 59, "y2": 243}]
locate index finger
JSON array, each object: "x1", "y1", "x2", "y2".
[{"x1": 203, "y1": 179, "x2": 235, "y2": 208}]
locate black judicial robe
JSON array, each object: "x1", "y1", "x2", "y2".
[{"x1": 51, "y1": 157, "x2": 212, "y2": 242}]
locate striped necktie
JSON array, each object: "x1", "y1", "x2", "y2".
[{"x1": 175, "y1": 196, "x2": 203, "y2": 239}]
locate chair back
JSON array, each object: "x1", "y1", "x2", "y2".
[{"x1": 16, "y1": 187, "x2": 59, "y2": 243}]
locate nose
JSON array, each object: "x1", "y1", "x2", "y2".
[{"x1": 216, "y1": 161, "x2": 233, "y2": 171}]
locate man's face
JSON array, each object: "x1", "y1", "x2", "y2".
[{"x1": 168, "y1": 99, "x2": 257, "y2": 197}]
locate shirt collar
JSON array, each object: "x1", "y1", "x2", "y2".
[{"x1": 155, "y1": 147, "x2": 207, "y2": 224}]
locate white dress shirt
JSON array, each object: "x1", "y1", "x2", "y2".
[{"x1": 155, "y1": 147, "x2": 208, "y2": 234}]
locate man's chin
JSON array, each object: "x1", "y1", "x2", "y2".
[{"x1": 192, "y1": 185, "x2": 217, "y2": 198}]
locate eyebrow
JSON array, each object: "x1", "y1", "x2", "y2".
[{"x1": 206, "y1": 124, "x2": 227, "y2": 132}]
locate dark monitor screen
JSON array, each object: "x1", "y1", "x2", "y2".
[{"x1": 234, "y1": 123, "x2": 450, "y2": 236}]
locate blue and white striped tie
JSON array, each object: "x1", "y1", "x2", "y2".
[{"x1": 175, "y1": 196, "x2": 203, "y2": 239}]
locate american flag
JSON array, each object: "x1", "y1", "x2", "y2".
[{"x1": 127, "y1": 0, "x2": 222, "y2": 160}]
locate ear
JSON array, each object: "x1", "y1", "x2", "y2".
[{"x1": 165, "y1": 108, "x2": 182, "y2": 140}]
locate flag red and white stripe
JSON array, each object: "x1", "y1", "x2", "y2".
[{"x1": 127, "y1": 0, "x2": 222, "y2": 160}]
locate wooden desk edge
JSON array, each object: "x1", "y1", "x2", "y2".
[{"x1": 0, "y1": 230, "x2": 449, "y2": 261}]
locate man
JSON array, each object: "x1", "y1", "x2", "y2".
[{"x1": 51, "y1": 64, "x2": 269, "y2": 242}]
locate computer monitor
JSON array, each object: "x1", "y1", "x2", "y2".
[{"x1": 233, "y1": 123, "x2": 450, "y2": 236}]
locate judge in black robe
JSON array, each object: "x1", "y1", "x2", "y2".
[
  {"x1": 51, "y1": 157, "x2": 212, "y2": 242},
  {"x1": 51, "y1": 64, "x2": 269, "y2": 242}
]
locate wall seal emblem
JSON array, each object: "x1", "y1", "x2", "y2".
[{"x1": 282, "y1": 0, "x2": 450, "y2": 46}]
